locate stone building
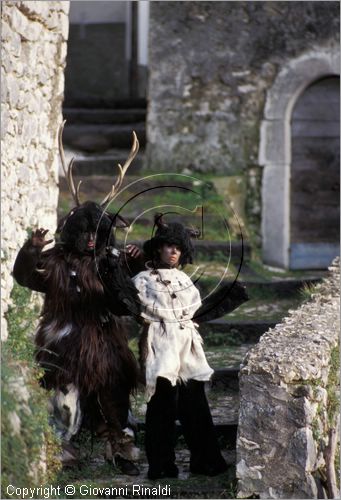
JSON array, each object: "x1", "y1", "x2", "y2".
[
  {"x1": 1, "y1": 1, "x2": 69, "y2": 340},
  {"x1": 62, "y1": 1, "x2": 340, "y2": 271},
  {"x1": 146, "y1": 2, "x2": 340, "y2": 270},
  {"x1": 64, "y1": 1, "x2": 149, "y2": 105}
]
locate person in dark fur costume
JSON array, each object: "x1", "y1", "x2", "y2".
[
  {"x1": 12, "y1": 127, "x2": 145, "y2": 475},
  {"x1": 132, "y1": 214, "x2": 249, "y2": 480}
]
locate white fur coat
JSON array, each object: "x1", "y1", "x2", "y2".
[{"x1": 133, "y1": 267, "x2": 214, "y2": 401}]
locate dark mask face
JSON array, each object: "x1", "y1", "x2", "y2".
[{"x1": 57, "y1": 201, "x2": 116, "y2": 254}]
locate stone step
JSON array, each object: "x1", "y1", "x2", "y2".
[
  {"x1": 242, "y1": 276, "x2": 322, "y2": 298},
  {"x1": 196, "y1": 276, "x2": 322, "y2": 299},
  {"x1": 201, "y1": 319, "x2": 276, "y2": 342},
  {"x1": 131, "y1": 374, "x2": 240, "y2": 447},
  {"x1": 63, "y1": 97, "x2": 147, "y2": 110},
  {"x1": 73, "y1": 448, "x2": 236, "y2": 495},
  {"x1": 208, "y1": 378, "x2": 240, "y2": 422},
  {"x1": 211, "y1": 368, "x2": 240, "y2": 391},
  {"x1": 124, "y1": 214, "x2": 229, "y2": 227},
  {"x1": 124, "y1": 239, "x2": 250, "y2": 262},
  {"x1": 192, "y1": 240, "x2": 250, "y2": 260},
  {"x1": 125, "y1": 316, "x2": 277, "y2": 344},
  {"x1": 58, "y1": 174, "x2": 201, "y2": 210},
  {"x1": 130, "y1": 372, "x2": 240, "y2": 419},
  {"x1": 63, "y1": 107, "x2": 146, "y2": 125},
  {"x1": 70, "y1": 152, "x2": 145, "y2": 176},
  {"x1": 62, "y1": 123, "x2": 146, "y2": 153},
  {"x1": 71, "y1": 475, "x2": 236, "y2": 499},
  {"x1": 59, "y1": 172, "x2": 196, "y2": 188},
  {"x1": 136, "y1": 420, "x2": 238, "y2": 449}
]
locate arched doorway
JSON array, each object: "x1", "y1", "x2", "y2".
[
  {"x1": 290, "y1": 76, "x2": 340, "y2": 269},
  {"x1": 260, "y1": 48, "x2": 340, "y2": 269}
]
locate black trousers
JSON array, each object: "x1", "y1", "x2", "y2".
[{"x1": 145, "y1": 377, "x2": 226, "y2": 472}]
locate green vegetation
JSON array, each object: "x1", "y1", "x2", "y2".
[
  {"x1": 327, "y1": 344, "x2": 340, "y2": 428},
  {"x1": 195, "y1": 250, "x2": 235, "y2": 263},
  {"x1": 5, "y1": 284, "x2": 38, "y2": 361},
  {"x1": 311, "y1": 342, "x2": 340, "y2": 491},
  {"x1": 59, "y1": 174, "x2": 241, "y2": 242},
  {"x1": 2, "y1": 284, "x2": 61, "y2": 498},
  {"x1": 205, "y1": 344, "x2": 250, "y2": 368},
  {"x1": 204, "y1": 331, "x2": 244, "y2": 348},
  {"x1": 299, "y1": 282, "x2": 320, "y2": 302},
  {"x1": 245, "y1": 259, "x2": 325, "y2": 281}
]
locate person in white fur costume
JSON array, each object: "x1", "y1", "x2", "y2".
[{"x1": 132, "y1": 214, "x2": 248, "y2": 480}]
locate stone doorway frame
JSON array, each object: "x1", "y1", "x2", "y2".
[{"x1": 259, "y1": 46, "x2": 340, "y2": 268}]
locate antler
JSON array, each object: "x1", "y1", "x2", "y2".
[
  {"x1": 100, "y1": 131, "x2": 139, "y2": 207},
  {"x1": 58, "y1": 120, "x2": 81, "y2": 206}
]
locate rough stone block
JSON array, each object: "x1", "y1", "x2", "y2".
[
  {"x1": 258, "y1": 119, "x2": 288, "y2": 166},
  {"x1": 261, "y1": 163, "x2": 289, "y2": 268},
  {"x1": 264, "y1": 51, "x2": 339, "y2": 120},
  {"x1": 10, "y1": 6, "x2": 42, "y2": 42},
  {"x1": 1, "y1": 19, "x2": 22, "y2": 57},
  {"x1": 59, "y1": 11, "x2": 70, "y2": 40},
  {"x1": 59, "y1": 2, "x2": 70, "y2": 15},
  {"x1": 19, "y1": 1, "x2": 50, "y2": 20},
  {"x1": 237, "y1": 262, "x2": 340, "y2": 498}
]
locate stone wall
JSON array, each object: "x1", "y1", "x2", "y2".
[
  {"x1": 237, "y1": 258, "x2": 340, "y2": 499},
  {"x1": 146, "y1": 2, "x2": 339, "y2": 243},
  {"x1": 147, "y1": 2, "x2": 339, "y2": 174},
  {"x1": 1, "y1": 1, "x2": 70, "y2": 340}
]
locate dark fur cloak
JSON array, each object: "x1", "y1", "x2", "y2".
[{"x1": 15, "y1": 242, "x2": 139, "y2": 396}]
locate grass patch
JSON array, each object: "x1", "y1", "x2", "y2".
[
  {"x1": 5, "y1": 284, "x2": 39, "y2": 360},
  {"x1": 299, "y1": 282, "x2": 320, "y2": 303},
  {"x1": 59, "y1": 175, "x2": 240, "y2": 242},
  {"x1": 246, "y1": 259, "x2": 325, "y2": 280}
]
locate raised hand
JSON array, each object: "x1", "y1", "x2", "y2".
[
  {"x1": 31, "y1": 228, "x2": 54, "y2": 249},
  {"x1": 125, "y1": 244, "x2": 141, "y2": 259}
]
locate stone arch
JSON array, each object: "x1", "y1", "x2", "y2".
[{"x1": 259, "y1": 46, "x2": 340, "y2": 268}]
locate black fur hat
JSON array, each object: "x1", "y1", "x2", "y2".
[
  {"x1": 143, "y1": 214, "x2": 200, "y2": 267},
  {"x1": 56, "y1": 201, "x2": 129, "y2": 254}
]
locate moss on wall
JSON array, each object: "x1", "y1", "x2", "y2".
[{"x1": 326, "y1": 343, "x2": 340, "y2": 489}]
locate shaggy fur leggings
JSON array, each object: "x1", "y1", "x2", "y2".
[
  {"x1": 145, "y1": 377, "x2": 226, "y2": 473},
  {"x1": 51, "y1": 383, "x2": 130, "y2": 440}
]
